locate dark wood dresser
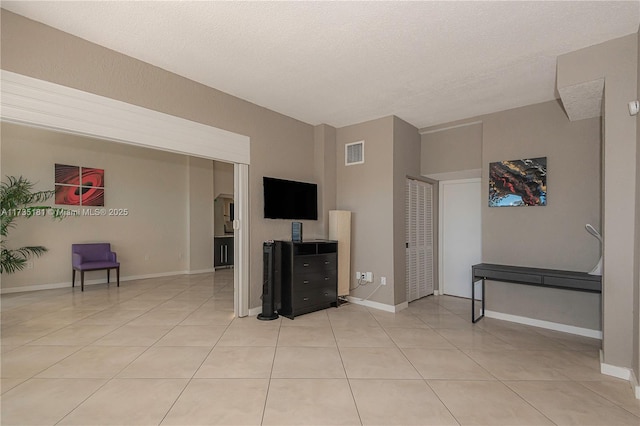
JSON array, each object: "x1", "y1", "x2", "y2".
[{"x1": 275, "y1": 240, "x2": 338, "y2": 319}]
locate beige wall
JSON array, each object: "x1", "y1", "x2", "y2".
[
  {"x1": 188, "y1": 156, "x2": 214, "y2": 271},
  {"x1": 1, "y1": 123, "x2": 191, "y2": 288},
  {"x1": 213, "y1": 161, "x2": 234, "y2": 199},
  {"x1": 314, "y1": 124, "x2": 337, "y2": 237},
  {"x1": 558, "y1": 34, "x2": 637, "y2": 369},
  {"x1": 483, "y1": 101, "x2": 601, "y2": 329},
  {"x1": 333, "y1": 116, "x2": 419, "y2": 308},
  {"x1": 336, "y1": 116, "x2": 396, "y2": 306},
  {"x1": 421, "y1": 122, "x2": 482, "y2": 177},
  {"x1": 482, "y1": 101, "x2": 601, "y2": 271},
  {"x1": 420, "y1": 100, "x2": 602, "y2": 329},
  {"x1": 213, "y1": 161, "x2": 233, "y2": 236},
  {"x1": 392, "y1": 116, "x2": 421, "y2": 304},
  {"x1": 1, "y1": 11, "x2": 321, "y2": 307}
]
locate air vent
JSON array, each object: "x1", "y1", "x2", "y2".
[{"x1": 345, "y1": 141, "x2": 364, "y2": 165}]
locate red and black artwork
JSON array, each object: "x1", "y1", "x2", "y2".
[
  {"x1": 54, "y1": 163, "x2": 105, "y2": 206},
  {"x1": 489, "y1": 157, "x2": 546, "y2": 207}
]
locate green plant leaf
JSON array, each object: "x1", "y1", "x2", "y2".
[{"x1": 1, "y1": 175, "x2": 65, "y2": 274}]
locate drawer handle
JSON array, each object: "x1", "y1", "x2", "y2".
[
  {"x1": 303, "y1": 280, "x2": 309, "y2": 284},
  {"x1": 324, "y1": 293, "x2": 329, "y2": 296},
  {"x1": 303, "y1": 297, "x2": 309, "y2": 301},
  {"x1": 324, "y1": 261, "x2": 330, "y2": 264},
  {"x1": 303, "y1": 263, "x2": 310, "y2": 267},
  {"x1": 324, "y1": 277, "x2": 330, "y2": 280}
]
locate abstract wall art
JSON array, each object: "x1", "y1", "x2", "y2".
[
  {"x1": 489, "y1": 157, "x2": 547, "y2": 207},
  {"x1": 55, "y1": 163, "x2": 105, "y2": 206}
]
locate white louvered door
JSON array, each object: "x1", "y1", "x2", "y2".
[{"x1": 406, "y1": 178, "x2": 434, "y2": 303}]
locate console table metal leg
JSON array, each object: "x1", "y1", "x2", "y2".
[
  {"x1": 472, "y1": 277, "x2": 485, "y2": 323},
  {"x1": 471, "y1": 277, "x2": 475, "y2": 322}
]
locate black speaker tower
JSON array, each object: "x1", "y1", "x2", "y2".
[{"x1": 258, "y1": 241, "x2": 279, "y2": 320}]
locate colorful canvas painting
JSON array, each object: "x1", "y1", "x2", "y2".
[
  {"x1": 54, "y1": 163, "x2": 105, "y2": 206},
  {"x1": 489, "y1": 157, "x2": 547, "y2": 207}
]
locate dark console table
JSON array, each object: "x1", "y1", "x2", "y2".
[{"x1": 471, "y1": 263, "x2": 602, "y2": 323}]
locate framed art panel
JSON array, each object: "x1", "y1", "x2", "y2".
[{"x1": 489, "y1": 157, "x2": 547, "y2": 207}]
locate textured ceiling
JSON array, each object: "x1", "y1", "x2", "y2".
[{"x1": 3, "y1": 1, "x2": 639, "y2": 129}]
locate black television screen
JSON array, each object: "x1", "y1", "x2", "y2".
[{"x1": 263, "y1": 177, "x2": 318, "y2": 220}]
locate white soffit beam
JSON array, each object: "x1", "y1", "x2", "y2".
[
  {"x1": 558, "y1": 78, "x2": 605, "y2": 122},
  {"x1": 0, "y1": 70, "x2": 250, "y2": 164}
]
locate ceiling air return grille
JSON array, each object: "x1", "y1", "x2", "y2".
[{"x1": 345, "y1": 141, "x2": 364, "y2": 166}]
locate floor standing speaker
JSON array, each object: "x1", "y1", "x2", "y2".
[{"x1": 258, "y1": 241, "x2": 279, "y2": 320}]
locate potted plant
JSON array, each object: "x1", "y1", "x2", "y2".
[{"x1": 1, "y1": 176, "x2": 65, "y2": 274}]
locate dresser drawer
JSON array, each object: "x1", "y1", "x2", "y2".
[
  {"x1": 294, "y1": 254, "x2": 337, "y2": 274},
  {"x1": 293, "y1": 274, "x2": 337, "y2": 290},
  {"x1": 474, "y1": 268, "x2": 541, "y2": 285},
  {"x1": 295, "y1": 286, "x2": 337, "y2": 309}
]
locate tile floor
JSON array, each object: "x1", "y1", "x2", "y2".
[{"x1": 1, "y1": 270, "x2": 639, "y2": 425}]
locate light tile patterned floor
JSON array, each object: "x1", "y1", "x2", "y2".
[{"x1": 1, "y1": 270, "x2": 639, "y2": 425}]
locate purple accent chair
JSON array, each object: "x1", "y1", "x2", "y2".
[{"x1": 72, "y1": 243, "x2": 120, "y2": 291}]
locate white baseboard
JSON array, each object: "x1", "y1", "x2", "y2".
[
  {"x1": 188, "y1": 268, "x2": 215, "y2": 275},
  {"x1": 630, "y1": 369, "x2": 640, "y2": 399},
  {"x1": 484, "y1": 309, "x2": 602, "y2": 339},
  {"x1": 249, "y1": 299, "x2": 410, "y2": 317},
  {"x1": 0, "y1": 270, "x2": 192, "y2": 294},
  {"x1": 346, "y1": 297, "x2": 408, "y2": 313},
  {"x1": 599, "y1": 349, "x2": 632, "y2": 380},
  {"x1": 599, "y1": 350, "x2": 639, "y2": 399}
]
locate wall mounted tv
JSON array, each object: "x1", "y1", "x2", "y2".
[{"x1": 263, "y1": 177, "x2": 318, "y2": 220}]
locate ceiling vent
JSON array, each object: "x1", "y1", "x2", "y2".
[{"x1": 345, "y1": 141, "x2": 364, "y2": 166}]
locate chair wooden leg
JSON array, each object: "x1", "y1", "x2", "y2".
[
  {"x1": 116, "y1": 267, "x2": 120, "y2": 287},
  {"x1": 72, "y1": 269, "x2": 76, "y2": 288},
  {"x1": 81, "y1": 271, "x2": 85, "y2": 292}
]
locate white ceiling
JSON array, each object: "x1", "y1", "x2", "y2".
[{"x1": 3, "y1": 1, "x2": 639, "y2": 129}]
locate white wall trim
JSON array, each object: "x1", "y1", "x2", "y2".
[
  {"x1": 346, "y1": 297, "x2": 408, "y2": 313},
  {"x1": 234, "y1": 164, "x2": 250, "y2": 317},
  {"x1": 251, "y1": 300, "x2": 410, "y2": 317},
  {"x1": 0, "y1": 70, "x2": 250, "y2": 164},
  {"x1": 419, "y1": 120, "x2": 483, "y2": 135},
  {"x1": 0, "y1": 270, "x2": 191, "y2": 294},
  {"x1": 188, "y1": 268, "x2": 215, "y2": 275},
  {"x1": 485, "y1": 309, "x2": 602, "y2": 339},
  {"x1": 630, "y1": 369, "x2": 640, "y2": 399},
  {"x1": 248, "y1": 306, "x2": 262, "y2": 316},
  {"x1": 599, "y1": 349, "x2": 632, "y2": 380}
]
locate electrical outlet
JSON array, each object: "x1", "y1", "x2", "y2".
[
  {"x1": 25, "y1": 261, "x2": 33, "y2": 270},
  {"x1": 365, "y1": 272, "x2": 373, "y2": 282},
  {"x1": 356, "y1": 271, "x2": 366, "y2": 280},
  {"x1": 144, "y1": 254, "x2": 149, "y2": 261},
  {"x1": 381, "y1": 276, "x2": 386, "y2": 285}
]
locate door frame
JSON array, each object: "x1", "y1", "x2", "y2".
[
  {"x1": 438, "y1": 177, "x2": 481, "y2": 297},
  {"x1": 1, "y1": 70, "x2": 251, "y2": 317}
]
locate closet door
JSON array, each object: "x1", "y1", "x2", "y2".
[{"x1": 406, "y1": 178, "x2": 434, "y2": 303}]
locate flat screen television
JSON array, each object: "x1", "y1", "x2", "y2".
[{"x1": 263, "y1": 176, "x2": 318, "y2": 220}]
